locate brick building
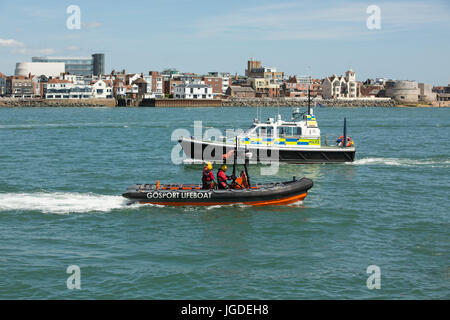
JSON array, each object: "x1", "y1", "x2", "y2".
[
  {"x1": 225, "y1": 86, "x2": 256, "y2": 98},
  {"x1": 6, "y1": 75, "x2": 35, "y2": 98}
]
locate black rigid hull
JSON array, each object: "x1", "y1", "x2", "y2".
[
  {"x1": 179, "y1": 138, "x2": 356, "y2": 164},
  {"x1": 122, "y1": 178, "x2": 313, "y2": 206}
]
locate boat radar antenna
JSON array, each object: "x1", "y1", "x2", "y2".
[
  {"x1": 292, "y1": 75, "x2": 312, "y2": 121},
  {"x1": 232, "y1": 138, "x2": 238, "y2": 179},
  {"x1": 307, "y1": 76, "x2": 312, "y2": 115}
]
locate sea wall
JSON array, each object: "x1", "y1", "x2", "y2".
[
  {"x1": 222, "y1": 97, "x2": 396, "y2": 107},
  {"x1": 139, "y1": 98, "x2": 222, "y2": 107},
  {"x1": 0, "y1": 97, "x2": 417, "y2": 108},
  {"x1": 0, "y1": 98, "x2": 116, "y2": 107}
]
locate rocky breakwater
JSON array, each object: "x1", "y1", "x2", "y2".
[
  {"x1": 0, "y1": 98, "x2": 117, "y2": 107},
  {"x1": 222, "y1": 97, "x2": 396, "y2": 107}
]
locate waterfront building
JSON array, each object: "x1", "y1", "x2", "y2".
[
  {"x1": 245, "y1": 58, "x2": 284, "y2": 84},
  {"x1": 14, "y1": 62, "x2": 65, "y2": 77},
  {"x1": 164, "y1": 79, "x2": 184, "y2": 95},
  {"x1": 432, "y1": 84, "x2": 450, "y2": 103},
  {"x1": 359, "y1": 84, "x2": 384, "y2": 98},
  {"x1": 282, "y1": 76, "x2": 313, "y2": 97},
  {"x1": 35, "y1": 75, "x2": 49, "y2": 97},
  {"x1": 132, "y1": 78, "x2": 148, "y2": 97},
  {"x1": 0, "y1": 72, "x2": 7, "y2": 96},
  {"x1": 126, "y1": 73, "x2": 141, "y2": 85},
  {"x1": 322, "y1": 69, "x2": 360, "y2": 99},
  {"x1": 162, "y1": 74, "x2": 202, "y2": 96},
  {"x1": 31, "y1": 54, "x2": 105, "y2": 77},
  {"x1": 110, "y1": 69, "x2": 127, "y2": 82},
  {"x1": 126, "y1": 84, "x2": 139, "y2": 99},
  {"x1": 248, "y1": 67, "x2": 284, "y2": 83},
  {"x1": 173, "y1": 83, "x2": 213, "y2": 99},
  {"x1": 432, "y1": 86, "x2": 446, "y2": 94},
  {"x1": 245, "y1": 58, "x2": 262, "y2": 77},
  {"x1": 112, "y1": 79, "x2": 127, "y2": 98},
  {"x1": 143, "y1": 71, "x2": 164, "y2": 97},
  {"x1": 225, "y1": 85, "x2": 256, "y2": 98},
  {"x1": 310, "y1": 79, "x2": 323, "y2": 97},
  {"x1": 418, "y1": 83, "x2": 436, "y2": 102},
  {"x1": 46, "y1": 87, "x2": 93, "y2": 99},
  {"x1": 91, "y1": 80, "x2": 113, "y2": 99},
  {"x1": 249, "y1": 78, "x2": 280, "y2": 97},
  {"x1": 203, "y1": 72, "x2": 232, "y2": 95},
  {"x1": 6, "y1": 75, "x2": 35, "y2": 98},
  {"x1": 92, "y1": 53, "x2": 105, "y2": 76},
  {"x1": 384, "y1": 80, "x2": 419, "y2": 103},
  {"x1": 45, "y1": 78, "x2": 93, "y2": 99},
  {"x1": 436, "y1": 92, "x2": 450, "y2": 101},
  {"x1": 30, "y1": 75, "x2": 42, "y2": 98},
  {"x1": 59, "y1": 73, "x2": 86, "y2": 85}
]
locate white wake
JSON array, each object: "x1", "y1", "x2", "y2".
[
  {"x1": 351, "y1": 157, "x2": 450, "y2": 167},
  {"x1": 0, "y1": 192, "x2": 137, "y2": 214}
]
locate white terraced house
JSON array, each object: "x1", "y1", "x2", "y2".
[
  {"x1": 91, "y1": 80, "x2": 113, "y2": 99},
  {"x1": 45, "y1": 79, "x2": 93, "y2": 99},
  {"x1": 322, "y1": 69, "x2": 360, "y2": 99},
  {"x1": 173, "y1": 83, "x2": 213, "y2": 99}
]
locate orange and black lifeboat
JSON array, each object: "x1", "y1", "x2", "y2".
[{"x1": 122, "y1": 177, "x2": 313, "y2": 207}]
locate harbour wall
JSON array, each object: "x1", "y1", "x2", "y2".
[
  {"x1": 222, "y1": 97, "x2": 396, "y2": 107},
  {"x1": 1, "y1": 97, "x2": 439, "y2": 108},
  {"x1": 138, "y1": 98, "x2": 222, "y2": 107},
  {"x1": 0, "y1": 98, "x2": 116, "y2": 107},
  {"x1": 138, "y1": 97, "x2": 396, "y2": 107}
]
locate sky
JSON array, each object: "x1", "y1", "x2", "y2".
[{"x1": 0, "y1": 0, "x2": 449, "y2": 85}]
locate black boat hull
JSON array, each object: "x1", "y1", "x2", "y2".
[
  {"x1": 123, "y1": 178, "x2": 313, "y2": 206},
  {"x1": 179, "y1": 138, "x2": 355, "y2": 164}
]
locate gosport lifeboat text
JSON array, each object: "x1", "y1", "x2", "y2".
[{"x1": 147, "y1": 192, "x2": 212, "y2": 199}]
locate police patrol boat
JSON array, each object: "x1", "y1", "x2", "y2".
[
  {"x1": 123, "y1": 147, "x2": 314, "y2": 206},
  {"x1": 178, "y1": 98, "x2": 356, "y2": 164}
]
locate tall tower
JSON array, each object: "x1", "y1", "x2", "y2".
[
  {"x1": 246, "y1": 58, "x2": 261, "y2": 76},
  {"x1": 92, "y1": 53, "x2": 105, "y2": 76},
  {"x1": 345, "y1": 69, "x2": 355, "y2": 81}
]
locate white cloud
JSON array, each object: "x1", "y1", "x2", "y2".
[
  {"x1": 13, "y1": 48, "x2": 56, "y2": 55},
  {"x1": 0, "y1": 38, "x2": 25, "y2": 47}
]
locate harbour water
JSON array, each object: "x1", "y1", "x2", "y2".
[{"x1": 0, "y1": 106, "x2": 448, "y2": 299}]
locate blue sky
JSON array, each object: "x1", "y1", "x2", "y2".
[{"x1": 1, "y1": 0, "x2": 449, "y2": 85}]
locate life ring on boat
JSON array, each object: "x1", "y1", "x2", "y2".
[{"x1": 336, "y1": 136, "x2": 353, "y2": 147}]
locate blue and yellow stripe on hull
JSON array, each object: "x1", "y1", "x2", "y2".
[{"x1": 239, "y1": 137, "x2": 320, "y2": 146}]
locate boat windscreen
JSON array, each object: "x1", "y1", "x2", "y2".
[{"x1": 277, "y1": 126, "x2": 302, "y2": 137}]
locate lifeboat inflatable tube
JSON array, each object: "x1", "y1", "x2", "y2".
[
  {"x1": 336, "y1": 136, "x2": 353, "y2": 147},
  {"x1": 123, "y1": 177, "x2": 313, "y2": 206}
]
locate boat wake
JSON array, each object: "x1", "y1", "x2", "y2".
[
  {"x1": 0, "y1": 192, "x2": 140, "y2": 214},
  {"x1": 351, "y1": 157, "x2": 450, "y2": 168}
]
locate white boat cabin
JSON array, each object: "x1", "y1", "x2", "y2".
[{"x1": 237, "y1": 109, "x2": 321, "y2": 148}]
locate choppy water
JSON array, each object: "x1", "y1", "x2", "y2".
[{"x1": 0, "y1": 106, "x2": 448, "y2": 299}]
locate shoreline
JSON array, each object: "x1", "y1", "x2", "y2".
[
  {"x1": 0, "y1": 97, "x2": 448, "y2": 108},
  {"x1": 0, "y1": 98, "x2": 117, "y2": 108}
]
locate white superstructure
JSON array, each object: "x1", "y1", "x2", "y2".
[{"x1": 15, "y1": 62, "x2": 65, "y2": 77}]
